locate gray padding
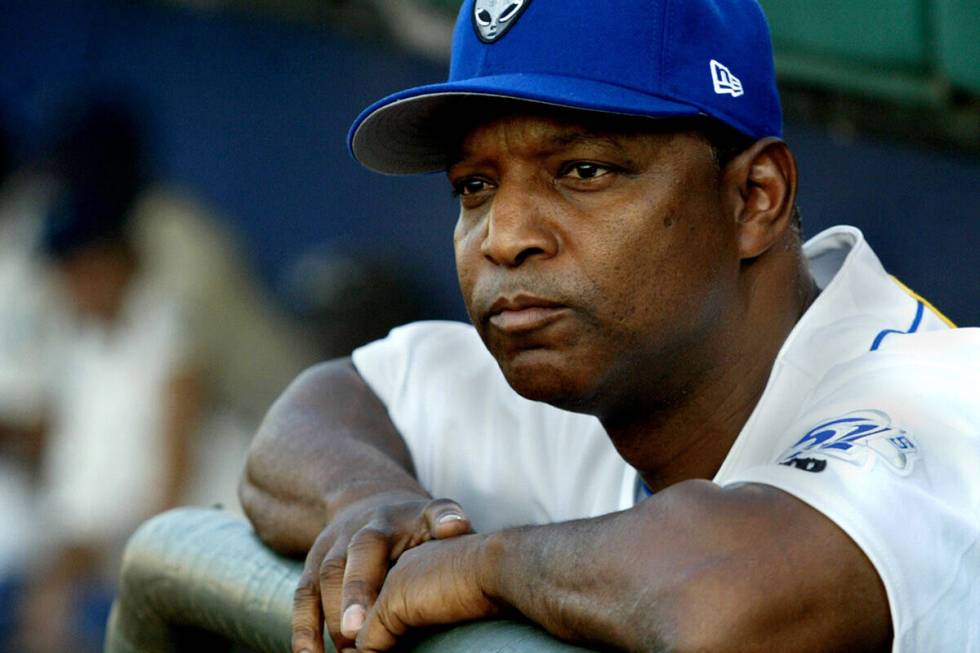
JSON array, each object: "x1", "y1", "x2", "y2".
[{"x1": 104, "y1": 507, "x2": 595, "y2": 653}]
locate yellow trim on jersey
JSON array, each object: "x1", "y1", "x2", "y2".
[{"x1": 890, "y1": 276, "x2": 957, "y2": 328}]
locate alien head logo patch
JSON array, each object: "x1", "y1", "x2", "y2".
[{"x1": 473, "y1": 0, "x2": 530, "y2": 43}]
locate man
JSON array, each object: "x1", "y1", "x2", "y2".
[{"x1": 240, "y1": 1, "x2": 980, "y2": 651}]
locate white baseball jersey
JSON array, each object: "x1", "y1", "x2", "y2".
[{"x1": 353, "y1": 225, "x2": 980, "y2": 651}]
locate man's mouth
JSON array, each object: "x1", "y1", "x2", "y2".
[{"x1": 486, "y1": 295, "x2": 569, "y2": 333}]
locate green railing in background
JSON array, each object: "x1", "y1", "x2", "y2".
[
  {"x1": 104, "y1": 508, "x2": 595, "y2": 653},
  {"x1": 934, "y1": 0, "x2": 980, "y2": 93},
  {"x1": 759, "y1": 0, "x2": 980, "y2": 104},
  {"x1": 760, "y1": 0, "x2": 942, "y2": 104}
]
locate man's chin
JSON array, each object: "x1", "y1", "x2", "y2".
[{"x1": 496, "y1": 349, "x2": 600, "y2": 414}]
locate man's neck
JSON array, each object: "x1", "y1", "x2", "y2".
[{"x1": 602, "y1": 250, "x2": 819, "y2": 493}]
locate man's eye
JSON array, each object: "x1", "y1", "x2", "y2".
[
  {"x1": 561, "y1": 162, "x2": 612, "y2": 180},
  {"x1": 453, "y1": 178, "x2": 491, "y2": 196}
]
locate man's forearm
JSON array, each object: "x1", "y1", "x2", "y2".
[
  {"x1": 479, "y1": 480, "x2": 891, "y2": 652},
  {"x1": 240, "y1": 358, "x2": 429, "y2": 554},
  {"x1": 481, "y1": 502, "x2": 674, "y2": 651}
]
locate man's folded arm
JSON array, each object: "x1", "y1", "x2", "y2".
[
  {"x1": 238, "y1": 357, "x2": 425, "y2": 555},
  {"x1": 487, "y1": 480, "x2": 891, "y2": 652},
  {"x1": 358, "y1": 479, "x2": 892, "y2": 652}
]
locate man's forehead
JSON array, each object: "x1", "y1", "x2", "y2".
[
  {"x1": 459, "y1": 116, "x2": 624, "y2": 152},
  {"x1": 447, "y1": 107, "x2": 703, "y2": 166}
]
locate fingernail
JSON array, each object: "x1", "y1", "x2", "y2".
[
  {"x1": 341, "y1": 604, "x2": 366, "y2": 636},
  {"x1": 438, "y1": 513, "x2": 464, "y2": 524}
]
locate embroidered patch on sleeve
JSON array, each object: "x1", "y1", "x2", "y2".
[{"x1": 778, "y1": 409, "x2": 918, "y2": 475}]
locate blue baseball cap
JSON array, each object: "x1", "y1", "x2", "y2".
[{"x1": 349, "y1": 0, "x2": 782, "y2": 174}]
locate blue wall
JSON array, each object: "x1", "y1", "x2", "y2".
[{"x1": 2, "y1": 0, "x2": 977, "y2": 324}]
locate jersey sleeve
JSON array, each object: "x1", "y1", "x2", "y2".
[
  {"x1": 351, "y1": 321, "x2": 631, "y2": 532},
  {"x1": 719, "y1": 329, "x2": 980, "y2": 651}
]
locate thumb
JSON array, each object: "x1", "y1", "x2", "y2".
[{"x1": 423, "y1": 498, "x2": 473, "y2": 539}]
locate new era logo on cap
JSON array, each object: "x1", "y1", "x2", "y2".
[{"x1": 711, "y1": 59, "x2": 744, "y2": 97}]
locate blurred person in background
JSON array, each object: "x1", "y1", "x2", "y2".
[
  {"x1": 0, "y1": 106, "x2": 64, "y2": 484},
  {"x1": 43, "y1": 96, "x2": 317, "y2": 434},
  {"x1": 0, "y1": 96, "x2": 316, "y2": 652},
  {"x1": 15, "y1": 174, "x2": 203, "y2": 653},
  {"x1": 0, "y1": 109, "x2": 67, "y2": 652},
  {"x1": 0, "y1": 112, "x2": 31, "y2": 648}
]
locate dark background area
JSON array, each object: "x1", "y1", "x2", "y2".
[{"x1": 2, "y1": 0, "x2": 977, "y2": 325}]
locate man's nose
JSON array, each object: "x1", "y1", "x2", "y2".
[{"x1": 480, "y1": 186, "x2": 558, "y2": 268}]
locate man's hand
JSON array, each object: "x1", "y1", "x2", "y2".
[
  {"x1": 354, "y1": 534, "x2": 500, "y2": 652},
  {"x1": 291, "y1": 493, "x2": 473, "y2": 653},
  {"x1": 237, "y1": 358, "x2": 474, "y2": 651}
]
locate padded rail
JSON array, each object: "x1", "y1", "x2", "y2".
[{"x1": 104, "y1": 507, "x2": 594, "y2": 653}]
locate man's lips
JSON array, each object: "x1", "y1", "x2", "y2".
[{"x1": 486, "y1": 295, "x2": 570, "y2": 333}]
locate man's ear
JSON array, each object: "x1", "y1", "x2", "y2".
[{"x1": 721, "y1": 137, "x2": 798, "y2": 260}]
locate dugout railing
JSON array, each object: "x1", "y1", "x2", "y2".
[{"x1": 104, "y1": 507, "x2": 594, "y2": 653}]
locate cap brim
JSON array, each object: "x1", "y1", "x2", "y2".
[{"x1": 348, "y1": 73, "x2": 705, "y2": 175}]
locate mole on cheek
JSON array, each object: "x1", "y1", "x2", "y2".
[
  {"x1": 661, "y1": 206, "x2": 683, "y2": 228},
  {"x1": 660, "y1": 200, "x2": 681, "y2": 229}
]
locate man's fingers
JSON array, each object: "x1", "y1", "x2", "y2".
[
  {"x1": 291, "y1": 496, "x2": 470, "y2": 652},
  {"x1": 294, "y1": 524, "x2": 347, "y2": 653},
  {"x1": 292, "y1": 573, "x2": 325, "y2": 653},
  {"x1": 423, "y1": 498, "x2": 473, "y2": 539},
  {"x1": 340, "y1": 527, "x2": 391, "y2": 639},
  {"x1": 318, "y1": 543, "x2": 353, "y2": 651},
  {"x1": 355, "y1": 598, "x2": 402, "y2": 652}
]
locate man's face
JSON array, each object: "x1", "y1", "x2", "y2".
[{"x1": 450, "y1": 112, "x2": 742, "y2": 417}]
